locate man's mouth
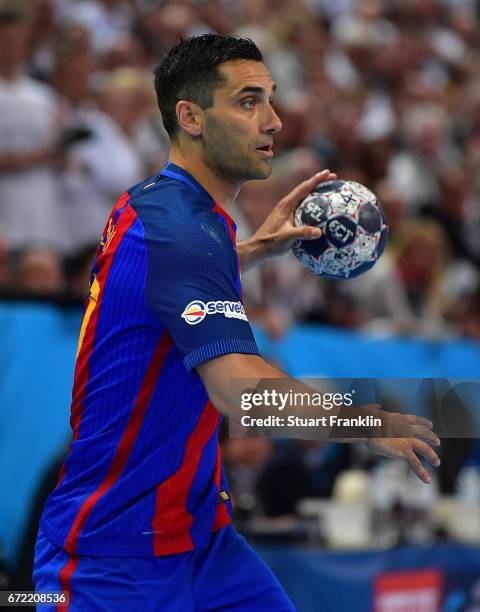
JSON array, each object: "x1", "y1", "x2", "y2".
[{"x1": 256, "y1": 144, "x2": 274, "y2": 157}]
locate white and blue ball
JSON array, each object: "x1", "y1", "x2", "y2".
[{"x1": 292, "y1": 180, "x2": 388, "y2": 280}]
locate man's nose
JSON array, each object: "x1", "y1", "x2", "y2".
[{"x1": 264, "y1": 106, "x2": 282, "y2": 135}]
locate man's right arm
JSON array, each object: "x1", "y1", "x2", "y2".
[{"x1": 197, "y1": 352, "x2": 441, "y2": 483}]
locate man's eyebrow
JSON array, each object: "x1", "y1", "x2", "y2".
[{"x1": 235, "y1": 83, "x2": 277, "y2": 97}]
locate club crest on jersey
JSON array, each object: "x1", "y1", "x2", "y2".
[
  {"x1": 181, "y1": 300, "x2": 248, "y2": 325},
  {"x1": 99, "y1": 216, "x2": 116, "y2": 253}
]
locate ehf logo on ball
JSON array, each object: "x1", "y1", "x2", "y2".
[
  {"x1": 292, "y1": 180, "x2": 388, "y2": 280},
  {"x1": 181, "y1": 301, "x2": 207, "y2": 325},
  {"x1": 326, "y1": 217, "x2": 357, "y2": 247}
]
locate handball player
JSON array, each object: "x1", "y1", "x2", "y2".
[{"x1": 33, "y1": 35, "x2": 440, "y2": 611}]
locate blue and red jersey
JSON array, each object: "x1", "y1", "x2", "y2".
[{"x1": 40, "y1": 162, "x2": 259, "y2": 557}]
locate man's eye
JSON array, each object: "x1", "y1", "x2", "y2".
[{"x1": 242, "y1": 98, "x2": 256, "y2": 109}]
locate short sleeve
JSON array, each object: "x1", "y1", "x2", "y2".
[{"x1": 143, "y1": 206, "x2": 259, "y2": 371}]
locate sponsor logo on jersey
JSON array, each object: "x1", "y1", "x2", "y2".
[
  {"x1": 181, "y1": 301, "x2": 207, "y2": 325},
  {"x1": 181, "y1": 300, "x2": 248, "y2": 325}
]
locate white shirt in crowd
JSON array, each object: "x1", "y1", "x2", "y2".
[
  {"x1": 0, "y1": 73, "x2": 66, "y2": 252},
  {"x1": 61, "y1": 107, "x2": 143, "y2": 252}
]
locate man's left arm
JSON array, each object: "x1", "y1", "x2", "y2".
[{"x1": 237, "y1": 169, "x2": 336, "y2": 270}]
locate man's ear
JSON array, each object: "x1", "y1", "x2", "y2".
[{"x1": 176, "y1": 100, "x2": 203, "y2": 137}]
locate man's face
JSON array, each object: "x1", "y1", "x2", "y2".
[{"x1": 201, "y1": 60, "x2": 282, "y2": 183}]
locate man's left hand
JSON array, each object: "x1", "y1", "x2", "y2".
[{"x1": 237, "y1": 169, "x2": 337, "y2": 270}]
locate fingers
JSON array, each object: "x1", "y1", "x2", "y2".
[
  {"x1": 405, "y1": 450, "x2": 433, "y2": 484},
  {"x1": 404, "y1": 438, "x2": 441, "y2": 484},
  {"x1": 364, "y1": 403, "x2": 382, "y2": 411},
  {"x1": 281, "y1": 170, "x2": 337, "y2": 213},
  {"x1": 405, "y1": 415, "x2": 434, "y2": 429},
  {"x1": 288, "y1": 225, "x2": 323, "y2": 241},
  {"x1": 410, "y1": 425, "x2": 441, "y2": 447},
  {"x1": 411, "y1": 438, "x2": 441, "y2": 467}
]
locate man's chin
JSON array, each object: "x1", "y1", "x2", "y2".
[
  {"x1": 248, "y1": 160, "x2": 272, "y2": 180},
  {"x1": 259, "y1": 165, "x2": 273, "y2": 179}
]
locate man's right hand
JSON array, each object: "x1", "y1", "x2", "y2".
[
  {"x1": 364, "y1": 410, "x2": 441, "y2": 483},
  {"x1": 197, "y1": 353, "x2": 441, "y2": 484}
]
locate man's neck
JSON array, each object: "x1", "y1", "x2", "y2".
[{"x1": 168, "y1": 145, "x2": 240, "y2": 208}]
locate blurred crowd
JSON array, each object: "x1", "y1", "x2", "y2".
[{"x1": 0, "y1": 0, "x2": 479, "y2": 340}]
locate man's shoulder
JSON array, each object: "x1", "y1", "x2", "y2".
[
  {"x1": 128, "y1": 173, "x2": 209, "y2": 205},
  {"x1": 127, "y1": 174, "x2": 217, "y2": 236}
]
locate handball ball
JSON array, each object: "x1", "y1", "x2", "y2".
[{"x1": 292, "y1": 180, "x2": 388, "y2": 280}]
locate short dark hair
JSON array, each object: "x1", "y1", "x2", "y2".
[{"x1": 154, "y1": 34, "x2": 263, "y2": 140}]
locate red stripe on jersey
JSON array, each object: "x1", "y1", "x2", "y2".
[
  {"x1": 56, "y1": 197, "x2": 136, "y2": 487},
  {"x1": 212, "y1": 443, "x2": 231, "y2": 531},
  {"x1": 64, "y1": 332, "x2": 173, "y2": 553},
  {"x1": 213, "y1": 202, "x2": 241, "y2": 297},
  {"x1": 114, "y1": 190, "x2": 130, "y2": 212},
  {"x1": 152, "y1": 400, "x2": 221, "y2": 555},
  {"x1": 56, "y1": 555, "x2": 79, "y2": 612},
  {"x1": 99, "y1": 191, "x2": 130, "y2": 241},
  {"x1": 213, "y1": 203, "x2": 236, "y2": 245}
]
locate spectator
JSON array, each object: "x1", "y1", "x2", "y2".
[
  {"x1": 52, "y1": 30, "x2": 144, "y2": 251},
  {"x1": 387, "y1": 103, "x2": 459, "y2": 212},
  {"x1": 58, "y1": 0, "x2": 134, "y2": 53},
  {"x1": 449, "y1": 288, "x2": 480, "y2": 342},
  {"x1": 0, "y1": 8, "x2": 66, "y2": 253},
  {"x1": 96, "y1": 66, "x2": 168, "y2": 174},
  {"x1": 15, "y1": 249, "x2": 65, "y2": 294},
  {"x1": 222, "y1": 437, "x2": 273, "y2": 520},
  {"x1": 393, "y1": 218, "x2": 452, "y2": 335}
]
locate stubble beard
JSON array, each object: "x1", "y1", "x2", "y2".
[{"x1": 203, "y1": 115, "x2": 272, "y2": 184}]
